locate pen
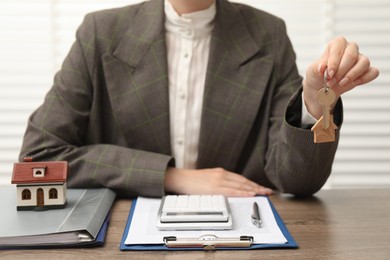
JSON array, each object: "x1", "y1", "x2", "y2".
[{"x1": 251, "y1": 202, "x2": 262, "y2": 228}]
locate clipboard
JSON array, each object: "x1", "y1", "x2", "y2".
[
  {"x1": 120, "y1": 197, "x2": 298, "y2": 251},
  {"x1": 163, "y1": 235, "x2": 254, "y2": 250}
]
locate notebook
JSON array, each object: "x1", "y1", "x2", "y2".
[{"x1": 0, "y1": 187, "x2": 116, "y2": 249}]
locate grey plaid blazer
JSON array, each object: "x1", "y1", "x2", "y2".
[{"x1": 20, "y1": 0, "x2": 341, "y2": 197}]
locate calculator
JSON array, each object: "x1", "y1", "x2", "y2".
[{"x1": 156, "y1": 195, "x2": 233, "y2": 230}]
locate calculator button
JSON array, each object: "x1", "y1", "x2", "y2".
[{"x1": 188, "y1": 195, "x2": 200, "y2": 209}]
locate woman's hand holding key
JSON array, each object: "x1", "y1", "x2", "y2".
[{"x1": 303, "y1": 36, "x2": 379, "y2": 120}]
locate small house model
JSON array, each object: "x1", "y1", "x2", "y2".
[{"x1": 11, "y1": 158, "x2": 68, "y2": 211}]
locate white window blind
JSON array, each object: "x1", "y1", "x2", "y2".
[
  {"x1": 0, "y1": 0, "x2": 389, "y2": 188},
  {"x1": 327, "y1": 0, "x2": 390, "y2": 188},
  {"x1": 0, "y1": 1, "x2": 53, "y2": 186}
]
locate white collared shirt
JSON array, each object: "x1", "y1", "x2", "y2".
[
  {"x1": 165, "y1": 0, "x2": 216, "y2": 169},
  {"x1": 164, "y1": 0, "x2": 316, "y2": 169}
]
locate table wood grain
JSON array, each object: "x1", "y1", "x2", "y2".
[{"x1": 1, "y1": 189, "x2": 390, "y2": 259}]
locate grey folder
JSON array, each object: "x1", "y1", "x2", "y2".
[{"x1": 0, "y1": 187, "x2": 116, "y2": 248}]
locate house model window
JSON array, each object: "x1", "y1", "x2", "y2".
[
  {"x1": 33, "y1": 167, "x2": 46, "y2": 177},
  {"x1": 22, "y1": 189, "x2": 31, "y2": 200},
  {"x1": 49, "y1": 188, "x2": 58, "y2": 199}
]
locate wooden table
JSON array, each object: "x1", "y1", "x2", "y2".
[{"x1": 1, "y1": 189, "x2": 390, "y2": 259}]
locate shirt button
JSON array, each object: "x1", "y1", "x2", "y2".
[
  {"x1": 180, "y1": 92, "x2": 186, "y2": 99},
  {"x1": 184, "y1": 53, "x2": 189, "y2": 58}
]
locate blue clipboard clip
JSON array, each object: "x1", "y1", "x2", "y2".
[{"x1": 163, "y1": 234, "x2": 253, "y2": 251}]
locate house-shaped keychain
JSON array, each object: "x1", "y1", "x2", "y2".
[
  {"x1": 311, "y1": 115, "x2": 338, "y2": 143},
  {"x1": 11, "y1": 158, "x2": 68, "y2": 211}
]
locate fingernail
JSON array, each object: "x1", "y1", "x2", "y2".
[
  {"x1": 328, "y1": 69, "x2": 335, "y2": 79},
  {"x1": 248, "y1": 191, "x2": 256, "y2": 197},
  {"x1": 317, "y1": 63, "x2": 323, "y2": 74},
  {"x1": 259, "y1": 188, "x2": 273, "y2": 195},
  {"x1": 339, "y1": 77, "x2": 350, "y2": 87}
]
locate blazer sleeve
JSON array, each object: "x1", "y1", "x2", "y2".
[
  {"x1": 263, "y1": 20, "x2": 342, "y2": 196},
  {"x1": 19, "y1": 13, "x2": 173, "y2": 198}
]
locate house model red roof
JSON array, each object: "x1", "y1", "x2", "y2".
[{"x1": 12, "y1": 161, "x2": 68, "y2": 184}]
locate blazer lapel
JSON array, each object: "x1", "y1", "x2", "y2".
[
  {"x1": 103, "y1": 0, "x2": 171, "y2": 155},
  {"x1": 197, "y1": 0, "x2": 274, "y2": 170},
  {"x1": 102, "y1": 0, "x2": 274, "y2": 167}
]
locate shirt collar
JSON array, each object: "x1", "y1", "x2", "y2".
[{"x1": 164, "y1": 0, "x2": 216, "y2": 39}]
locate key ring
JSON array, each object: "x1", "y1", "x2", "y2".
[{"x1": 324, "y1": 70, "x2": 330, "y2": 93}]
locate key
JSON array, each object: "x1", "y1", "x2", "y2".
[
  {"x1": 311, "y1": 72, "x2": 338, "y2": 143},
  {"x1": 317, "y1": 87, "x2": 336, "y2": 129}
]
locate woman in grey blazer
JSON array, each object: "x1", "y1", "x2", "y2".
[{"x1": 19, "y1": 0, "x2": 378, "y2": 197}]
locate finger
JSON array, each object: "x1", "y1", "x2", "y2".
[
  {"x1": 204, "y1": 168, "x2": 273, "y2": 195},
  {"x1": 325, "y1": 37, "x2": 348, "y2": 79},
  {"x1": 337, "y1": 66, "x2": 380, "y2": 93},
  {"x1": 244, "y1": 181, "x2": 273, "y2": 195},
  {"x1": 333, "y1": 42, "x2": 359, "y2": 82},
  {"x1": 218, "y1": 187, "x2": 257, "y2": 197},
  {"x1": 223, "y1": 170, "x2": 254, "y2": 183},
  {"x1": 184, "y1": 185, "x2": 257, "y2": 197},
  {"x1": 257, "y1": 186, "x2": 274, "y2": 195},
  {"x1": 222, "y1": 176, "x2": 274, "y2": 195},
  {"x1": 314, "y1": 60, "x2": 327, "y2": 77},
  {"x1": 220, "y1": 178, "x2": 273, "y2": 195},
  {"x1": 222, "y1": 179, "x2": 256, "y2": 191},
  {"x1": 220, "y1": 185, "x2": 273, "y2": 197},
  {"x1": 310, "y1": 49, "x2": 330, "y2": 81},
  {"x1": 223, "y1": 171, "x2": 273, "y2": 194},
  {"x1": 354, "y1": 66, "x2": 380, "y2": 86},
  {"x1": 337, "y1": 54, "x2": 370, "y2": 90}
]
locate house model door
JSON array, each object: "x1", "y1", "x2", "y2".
[{"x1": 37, "y1": 188, "x2": 44, "y2": 207}]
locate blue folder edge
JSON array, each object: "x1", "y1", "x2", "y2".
[
  {"x1": 0, "y1": 211, "x2": 111, "y2": 250},
  {"x1": 119, "y1": 197, "x2": 298, "y2": 251}
]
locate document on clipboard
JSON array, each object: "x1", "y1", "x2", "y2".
[{"x1": 120, "y1": 196, "x2": 298, "y2": 250}]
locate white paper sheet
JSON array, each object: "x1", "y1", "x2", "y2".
[{"x1": 125, "y1": 196, "x2": 287, "y2": 245}]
